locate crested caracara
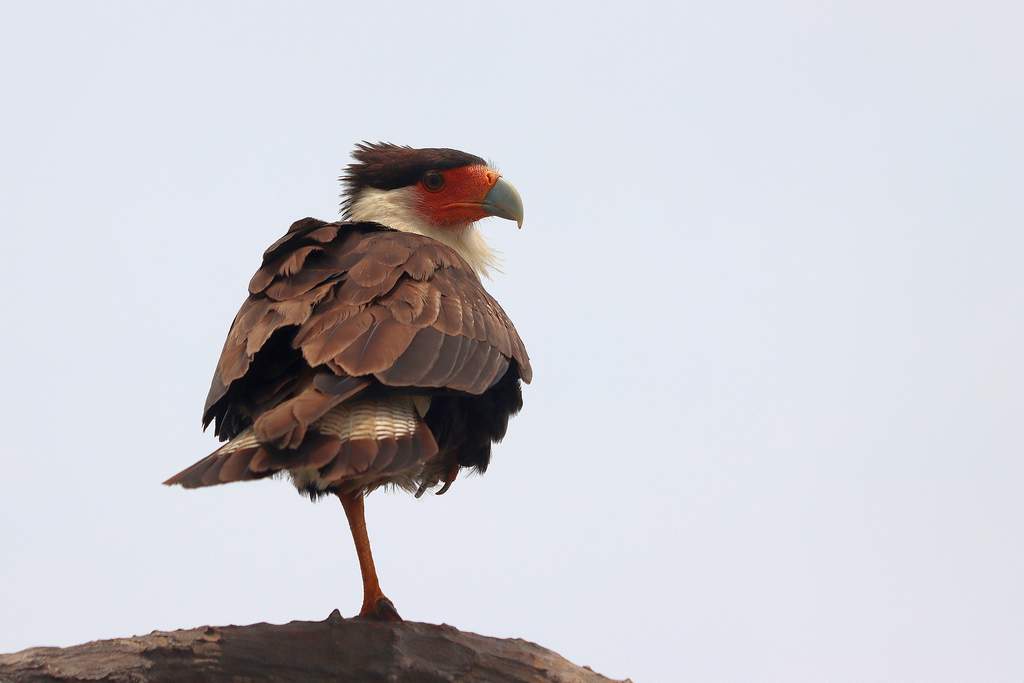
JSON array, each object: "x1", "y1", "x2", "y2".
[{"x1": 164, "y1": 143, "x2": 531, "y2": 620}]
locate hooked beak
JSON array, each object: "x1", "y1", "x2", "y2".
[{"x1": 481, "y1": 177, "x2": 524, "y2": 229}]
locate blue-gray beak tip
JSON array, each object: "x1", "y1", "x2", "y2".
[{"x1": 482, "y1": 177, "x2": 524, "y2": 229}]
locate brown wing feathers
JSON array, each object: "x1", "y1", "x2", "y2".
[{"x1": 167, "y1": 218, "x2": 529, "y2": 491}]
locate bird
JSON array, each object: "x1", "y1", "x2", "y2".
[{"x1": 164, "y1": 143, "x2": 532, "y2": 621}]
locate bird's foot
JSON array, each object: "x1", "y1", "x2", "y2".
[{"x1": 358, "y1": 596, "x2": 402, "y2": 622}]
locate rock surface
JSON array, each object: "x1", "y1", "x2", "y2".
[{"x1": 0, "y1": 610, "x2": 628, "y2": 682}]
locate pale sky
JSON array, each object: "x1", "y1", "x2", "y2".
[{"x1": 1, "y1": 2, "x2": 1022, "y2": 681}]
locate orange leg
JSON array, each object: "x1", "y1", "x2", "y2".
[{"x1": 337, "y1": 491, "x2": 402, "y2": 621}]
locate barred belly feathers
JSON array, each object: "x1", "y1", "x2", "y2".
[{"x1": 164, "y1": 143, "x2": 530, "y2": 620}]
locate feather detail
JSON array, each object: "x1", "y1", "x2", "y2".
[{"x1": 172, "y1": 218, "x2": 528, "y2": 496}]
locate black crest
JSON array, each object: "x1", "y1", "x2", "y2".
[{"x1": 340, "y1": 142, "x2": 486, "y2": 214}]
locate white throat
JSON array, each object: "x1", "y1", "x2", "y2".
[{"x1": 346, "y1": 187, "x2": 500, "y2": 278}]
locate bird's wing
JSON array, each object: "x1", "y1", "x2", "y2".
[{"x1": 202, "y1": 218, "x2": 531, "y2": 444}]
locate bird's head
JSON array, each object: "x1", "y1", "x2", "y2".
[{"x1": 341, "y1": 143, "x2": 523, "y2": 277}]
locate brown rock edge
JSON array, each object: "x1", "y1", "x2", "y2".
[{"x1": 0, "y1": 610, "x2": 630, "y2": 683}]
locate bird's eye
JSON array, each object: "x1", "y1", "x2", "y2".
[{"x1": 422, "y1": 171, "x2": 445, "y2": 192}]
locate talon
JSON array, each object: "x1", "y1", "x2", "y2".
[
  {"x1": 359, "y1": 596, "x2": 402, "y2": 622},
  {"x1": 435, "y1": 463, "x2": 459, "y2": 496}
]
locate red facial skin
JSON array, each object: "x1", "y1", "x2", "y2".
[{"x1": 414, "y1": 165, "x2": 501, "y2": 228}]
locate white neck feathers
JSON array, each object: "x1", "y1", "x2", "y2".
[{"x1": 346, "y1": 187, "x2": 500, "y2": 278}]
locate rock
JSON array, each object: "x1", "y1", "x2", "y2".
[{"x1": 0, "y1": 612, "x2": 629, "y2": 682}]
